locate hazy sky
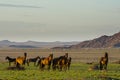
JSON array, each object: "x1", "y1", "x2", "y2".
[{"x1": 0, "y1": 0, "x2": 120, "y2": 42}]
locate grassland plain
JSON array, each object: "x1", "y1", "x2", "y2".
[
  {"x1": 0, "y1": 62, "x2": 120, "y2": 80},
  {"x1": 0, "y1": 48, "x2": 120, "y2": 80}
]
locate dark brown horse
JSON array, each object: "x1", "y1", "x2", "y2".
[
  {"x1": 99, "y1": 52, "x2": 108, "y2": 70},
  {"x1": 27, "y1": 56, "x2": 40, "y2": 66},
  {"x1": 52, "y1": 53, "x2": 69, "y2": 71},
  {"x1": 52, "y1": 57, "x2": 61, "y2": 70},
  {"x1": 5, "y1": 56, "x2": 16, "y2": 66},
  {"x1": 67, "y1": 57, "x2": 72, "y2": 70},
  {"x1": 39, "y1": 54, "x2": 53, "y2": 70}
]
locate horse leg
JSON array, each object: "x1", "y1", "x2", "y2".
[
  {"x1": 64, "y1": 65, "x2": 67, "y2": 71},
  {"x1": 48, "y1": 62, "x2": 51, "y2": 70},
  {"x1": 52, "y1": 64, "x2": 55, "y2": 70},
  {"x1": 16, "y1": 62, "x2": 20, "y2": 68},
  {"x1": 34, "y1": 62, "x2": 35, "y2": 66},
  {"x1": 68, "y1": 63, "x2": 70, "y2": 70},
  {"x1": 27, "y1": 60, "x2": 29, "y2": 66},
  {"x1": 40, "y1": 63, "x2": 44, "y2": 71},
  {"x1": 59, "y1": 65, "x2": 62, "y2": 71},
  {"x1": 100, "y1": 62, "x2": 103, "y2": 70},
  {"x1": 9, "y1": 62, "x2": 10, "y2": 66},
  {"x1": 104, "y1": 64, "x2": 107, "y2": 70}
]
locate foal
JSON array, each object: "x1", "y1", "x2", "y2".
[
  {"x1": 99, "y1": 52, "x2": 108, "y2": 70},
  {"x1": 5, "y1": 56, "x2": 16, "y2": 66}
]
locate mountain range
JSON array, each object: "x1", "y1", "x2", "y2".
[
  {"x1": 0, "y1": 40, "x2": 79, "y2": 48},
  {"x1": 69, "y1": 32, "x2": 120, "y2": 48},
  {"x1": 0, "y1": 32, "x2": 120, "y2": 49}
]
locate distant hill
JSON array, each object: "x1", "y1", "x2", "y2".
[
  {"x1": 69, "y1": 32, "x2": 120, "y2": 48},
  {"x1": 0, "y1": 40, "x2": 79, "y2": 48}
]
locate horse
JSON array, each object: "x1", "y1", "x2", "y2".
[
  {"x1": 52, "y1": 57, "x2": 61, "y2": 70},
  {"x1": 5, "y1": 56, "x2": 16, "y2": 66},
  {"x1": 67, "y1": 57, "x2": 72, "y2": 70},
  {"x1": 27, "y1": 56, "x2": 40, "y2": 66},
  {"x1": 16, "y1": 52, "x2": 27, "y2": 68},
  {"x1": 99, "y1": 52, "x2": 108, "y2": 70},
  {"x1": 52, "y1": 53, "x2": 69, "y2": 71},
  {"x1": 39, "y1": 54, "x2": 53, "y2": 70}
]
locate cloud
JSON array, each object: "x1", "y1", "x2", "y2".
[{"x1": 0, "y1": 3, "x2": 42, "y2": 8}]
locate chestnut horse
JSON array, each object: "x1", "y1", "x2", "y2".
[
  {"x1": 16, "y1": 52, "x2": 27, "y2": 68},
  {"x1": 99, "y1": 52, "x2": 108, "y2": 70},
  {"x1": 40, "y1": 54, "x2": 53, "y2": 70}
]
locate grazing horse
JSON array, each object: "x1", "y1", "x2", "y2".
[
  {"x1": 99, "y1": 52, "x2": 108, "y2": 70},
  {"x1": 27, "y1": 56, "x2": 40, "y2": 66},
  {"x1": 16, "y1": 52, "x2": 27, "y2": 68},
  {"x1": 5, "y1": 56, "x2": 16, "y2": 66},
  {"x1": 40, "y1": 54, "x2": 53, "y2": 70},
  {"x1": 52, "y1": 53, "x2": 69, "y2": 71}
]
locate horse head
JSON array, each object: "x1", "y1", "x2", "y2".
[
  {"x1": 36, "y1": 56, "x2": 40, "y2": 59},
  {"x1": 65, "y1": 53, "x2": 68, "y2": 58},
  {"x1": 48, "y1": 54, "x2": 53, "y2": 61},
  {"x1": 5, "y1": 56, "x2": 9, "y2": 60}
]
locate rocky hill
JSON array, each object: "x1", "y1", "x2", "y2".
[{"x1": 69, "y1": 32, "x2": 120, "y2": 48}]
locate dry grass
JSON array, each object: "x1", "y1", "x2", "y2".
[{"x1": 0, "y1": 48, "x2": 120, "y2": 63}]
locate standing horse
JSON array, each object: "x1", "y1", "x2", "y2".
[
  {"x1": 27, "y1": 56, "x2": 40, "y2": 66},
  {"x1": 16, "y1": 52, "x2": 27, "y2": 68},
  {"x1": 52, "y1": 57, "x2": 61, "y2": 70},
  {"x1": 67, "y1": 57, "x2": 72, "y2": 70},
  {"x1": 5, "y1": 56, "x2": 16, "y2": 66},
  {"x1": 99, "y1": 52, "x2": 108, "y2": 70},
  {"x1": 40, "y1": 54, "x2": 53, "y2": 70},
  {"x1": 52, "y1": 53, "x2": 69, "y2": 71}
]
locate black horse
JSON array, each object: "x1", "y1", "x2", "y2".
[
  {"x1": 99, "y1": 52, "x2": 108, "y2": 70},
  {"x1": 5, "y1": 56, "x2": 16, "y2": 66},
  {"x1": 27, "y1": 56, "x2": 40, "y2": 66}
]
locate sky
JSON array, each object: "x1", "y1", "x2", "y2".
[{"x1": 0, "y1": 0, "x2": 120, "y2": 42}]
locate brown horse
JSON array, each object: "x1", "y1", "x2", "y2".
[
  {"x1": 27, "y1": 56, "x2": 40, "y2": 66},
  {"x1": 67, "y1": 57, "x2": 72, "y2": 70},
  {"x1": 40, "y1": 54, "x2": 53, "y2": 70},
  {"x1": 52, "y1": 53, "x2": 69, "y2": 71},
  {"x1": 16, "y1": 52, "x2": 27, "y2": 68},
  {"x1": 99, "y1": 52, "x2": 108, "y2": 70}
]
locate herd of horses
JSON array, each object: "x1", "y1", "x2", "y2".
[
  {"x1": 5, "y1": 52, "x2": 108, "y2": 71},
  {"x1": 5, "y1": 53, "x2": 72, "y2": 71}
]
